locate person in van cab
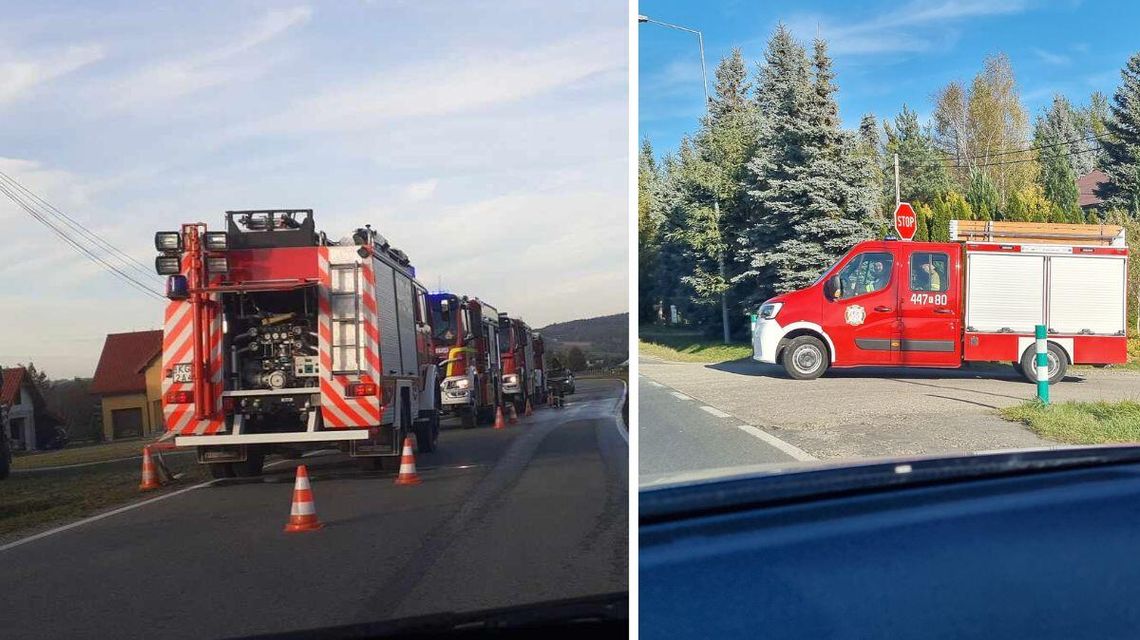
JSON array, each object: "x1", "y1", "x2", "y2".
[{"x1": 921, "y1": 262, "x2": 942, "y2": 291}]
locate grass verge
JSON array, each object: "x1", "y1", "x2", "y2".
[
  {"x1": 999, "y1": 400, "x2": 1140, "y2": 445},
  {"x1": 12, "y1": 438, "x2": 169, "y2": 470},
  {"x1": 0, "y1": 454, "x2": 208, "y2": 540},
  {"x1": 639, "y1": 338, "x2": 752, "y2": 364}
]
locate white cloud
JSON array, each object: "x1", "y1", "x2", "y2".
[
  {"x1": 1033, "y1": 48, "x2": 1070, "y2": 66},
  {"x1": 107, "y1": 6, "x2": 312, "y2": 107},
  {"x1": 403, "y1": 178, "x2": 439, "y2": 202},
  {"x1": 786, "y1": 0, "x2": 1028, "y2": 56},
  {"x1": 238, "y1": 27, "x2": 626, "y2": 135},
  {"x1": 0, "y1": 44, "x2": 104, "y2": 104}
]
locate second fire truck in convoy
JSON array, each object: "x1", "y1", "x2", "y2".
[
  {"x1": 753, "y1": 220, "x2": 1129, "y2": 383},
  {"x1": 153, "y1": 210, "x2": 440, "y2": 477},
  {"x1": 498, "y1": 315, "x2": 546, "y2": 412},
  {"x1": 427, "y1": 293, "x2": 502, "y2": 428}
]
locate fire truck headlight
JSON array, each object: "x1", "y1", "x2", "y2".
[
  {"x1": 759, "y1": 302, "x2": 783, "y2": 320},
  {"x1": 155, "y1": 232, "x2": 182, "y2": 252},
  {"x1": 503, "y1": 374, "x2": 518, "y2": 385},
  {"x1": 155, "y1": 255, "x2": 181, "y2": 275},
  {"x1": 204, "y1": 232, "x2": 228, "y2": 251},
  {"x1": 206, "y1": 256, "x2": 229, "y2": 274}
]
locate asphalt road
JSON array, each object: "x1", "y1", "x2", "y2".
[
  {"x1": 639, "y1": 376, "x2": 804, "y2": 486},
  {"x1": 640, "y1": 355, "x2": 1140, "y2": 470},
  {"x1": 0, "y1": 379, "x2": 627, "y2": 639}
]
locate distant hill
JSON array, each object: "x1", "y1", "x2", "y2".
[{"x1": 539, "y1": 313, "x2": 628, "y2": 362}]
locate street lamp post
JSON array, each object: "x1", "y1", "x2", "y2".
[{"x1": 639, "y1": 15, "x2": 731, "y2": 345}]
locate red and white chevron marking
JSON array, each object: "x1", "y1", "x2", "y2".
[
  {"x1": 161, "y1": 258, "x2": 225, "y2": 435},
  {"x1": 317, "y1": 246, "x2": 381, "y2": 428}
]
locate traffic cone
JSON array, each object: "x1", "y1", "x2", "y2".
[
  {"x1": 394, "y1": 436, "x2": 422, "y2": 486},
  {"x1": 493, "y1": 405, "x2": 506, "y2": 430},
  {"x1": 508, "y1": 402, "x2": 519, "y2": 424},
  {"x1": 525, "y1": 398, "x2": 534, "y2": 417},
  {"x1": 284, "y1": 465, "x2": 323, "y2": 533},
  {"x1": 139, "y1": 446, "x2": 162, "y2": 491}
]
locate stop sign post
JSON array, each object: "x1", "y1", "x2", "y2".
[{"x1": 893, "y1": 202, "x2": 917, "y2": 241}]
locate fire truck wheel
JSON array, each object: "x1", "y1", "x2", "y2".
[
  {"x1": 207, "y1": 462, "x2": 235, "y2": 479},
  {"x1": 1019, "y1": 343, "x2": 1067, "y2": 385},
  {"x1": 782, "y1": 336, "x2": 828, "y2": 380},
  {"x1": 460, "y1": 408, "x2": 477, "y2": 429},
  {"x1": 414, "y1": 419, "x2": 436, "y2": 453},
  {"x1": 232, "y1": 448, "x2": 266, "y2": 477}
]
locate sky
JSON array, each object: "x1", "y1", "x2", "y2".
[
  {"x1": 0, "y1": 0, "x2": 628, "y2": 379},
  {"x1": 640, "y1": 0, "x2": 1139, "y2": 156}
]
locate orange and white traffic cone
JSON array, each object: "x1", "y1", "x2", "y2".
[
  {"x1": 394, "y1": 436, "x2": 422, "y2": 485},
  {"x1": 284, "y1": 465, "x2": 323, "y2": 533},
  {"x1": 139, "y1": 446, "x2": 162, "y2": 491},
  {"x1": 493, "y1": 405, "x2": 506, "y2": 430},
  {"x1": 508, "y1": 403, "x2": 519, "y2": 424},
  {"x1": 525, "y1": 398, "x2": 534, "y2": 417}
]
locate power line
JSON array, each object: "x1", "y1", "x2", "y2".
[
  {"x1": 0, "y1": 180, "x2": 165, "y2": 300},
  {"x1": 0, "y1": 170, "x2": 160, "y2": 284},
  {"x1": 917, "y1": 144, "x2": 1102, "y2": 171},
  {"x1": 934, "y1": 132, "x2": 1105, "y2": 162}
]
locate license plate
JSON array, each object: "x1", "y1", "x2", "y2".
[{"x1": 171, "y1": 363, "x2": 193, "y2": 383}]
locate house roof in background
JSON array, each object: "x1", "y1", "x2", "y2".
[
  {"x1": 1079, "y1": 170, "x2": 1109, "y2": 208},
  {"x1": 90, "y1": 331, "x2": 163, "y2": 395},
  {"x1": 1, "y1": 367, "x2": 27, "y2": 405}
]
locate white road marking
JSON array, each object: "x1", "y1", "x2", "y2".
[
  {"x1": 670, "y1": 391, "x2": 692, "y2": 401},
  {"x1": 700, "y1": 406, "x2": 732, "y2": 418},
  {"x1": 0, "y1": 480, "x2": 219, "y2": 553},
  {"x1": 615, "y1": 379, "x2": 629, "y2": 444},
  {"x1": 646, "y1": 380, "x2": 664, "y2": 388},
  {"x1": 737, "y1": 425, "x2": 818, "y2": 462}
]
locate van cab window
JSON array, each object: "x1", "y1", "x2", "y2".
[
  {"x1": 836, "y1": 252, "x2": 893, "y2": 299},
  {"x1": 910, "y1": 252, "x2": 949, "y2": 292}
]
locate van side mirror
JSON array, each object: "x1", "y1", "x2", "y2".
[{"x1": 824, "y1": 276, "x2": 841, "y2": 301}]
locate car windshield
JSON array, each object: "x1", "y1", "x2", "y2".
[{"x1": 428, "y1": 295, "x2": 460, "y2": 342}]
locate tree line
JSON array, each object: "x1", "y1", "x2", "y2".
[{"x1": 640, "y1": 25, "x2": 1140, "y2": 338}]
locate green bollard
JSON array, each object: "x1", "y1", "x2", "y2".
[{"x1": 1035, "y1": 324, "x2": 1049, "y2": 404}]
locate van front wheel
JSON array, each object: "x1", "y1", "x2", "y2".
[{"x1": 783, "y1": 336, "x2": 828, "y2": 380}]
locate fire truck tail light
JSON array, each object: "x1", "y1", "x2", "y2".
[
  {"x1": 166, "y1": 390, "x2": 193, "y2": 404},
  {"x1": 156, "y1": 255, "x2": 181, "y2": 275},
  {"x1": 204, "y1": 232, "x2": 228, "y2": 251},
  {"x1": 206, "y1": 256, "x2": 229, "y2": 274},
  {"x1": 155, "y1": 232, "x2": 182, "y2": 252},
  {"x1": 222, "y1": 397, "x2": 236, "y2": 414},
  {"x1": 347, "y1": 382, "x2": 378, "y2": 397},
  {"x1": 759, "y1": 302, "x2": 783, "y2": 320}
]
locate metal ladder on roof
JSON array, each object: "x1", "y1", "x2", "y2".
[{"x1": 329, "y1": 262, "x2": 363, "y2": 375}]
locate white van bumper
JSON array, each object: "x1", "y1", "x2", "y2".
[{"x1": 752, "y1": 319, "x2": 783, "y2": 364}]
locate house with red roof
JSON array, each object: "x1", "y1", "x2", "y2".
[
  {"x1": 2, "y1": 367, "x2": 61, "y2": 451},
  {"x1": 90, "y1": 330, "x2": 165, "y2": 441},
  {"x1": 1079, "y1": 169, "x2": 1110, "y2": 213}
]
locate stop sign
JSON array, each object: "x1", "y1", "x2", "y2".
[{"x1": 893, "y1": 202, "x2": 917, "y2": 241}]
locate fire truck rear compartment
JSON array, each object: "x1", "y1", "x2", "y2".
[{"x1": 223, "y1": 287, "x2": 319, "y2": 434}]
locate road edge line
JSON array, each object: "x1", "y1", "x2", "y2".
[
  {"x1": 0, "y1": 479, "x2": 220, "y2": 553},
  {"x1": 613, "y1": 378, "x2": 629, "y2": 444},
  {"x1": 737, "y1": 425, "x2": 818, "y2": 462}
]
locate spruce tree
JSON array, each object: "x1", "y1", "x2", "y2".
[
  {"x1": 883, "y1": 105, "x2": 952, "y2": 207},
  {"x1": 1034, "y1": 95, "x2": 1083, "y2": 217},
  {"x1": 1097, "y1": 52, "x2": 1140, "y2": 216},
  {"x1": 638, "y1": 138, "x2": 661, "y2": 322},
  {"x1": 736, "y1": 29, "x2": 876, "y2": 304}
]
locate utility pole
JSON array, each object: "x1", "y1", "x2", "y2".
[
  {"x1": 640, "y1": 15, "x2": 731, "y2": 344},
  {"x1": 894, "y1": 153, "x2": 901, "y2": 208}
]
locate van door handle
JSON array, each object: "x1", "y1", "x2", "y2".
[
  {"x1": 874, "y1": 305, "x2": 893, "y2": 312},
  {"x1": 934, "y1": 308, "x2": 954, "y2": 314}
]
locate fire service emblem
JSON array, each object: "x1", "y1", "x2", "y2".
[{"x1": 845, "y1": 304, "x2": 866, "y2": 326}]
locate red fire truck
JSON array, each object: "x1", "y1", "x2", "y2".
[
  {"x1": 153, "y1": 210, "x2": 440, "y2": 477},
  {"x1": 427, "y1": 293, "x2": 502, "y2": 428},
  {"x1": 752, "y1": 220, "x2": 1128, "y2": 383},
  {"x1": 499, "y1": 315, "x2": 539, "y2": 413}
]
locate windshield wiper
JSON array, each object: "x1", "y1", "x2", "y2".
[
  {"x1": 229, "y1": 591, "x2": 627, "y2": 639},
  {"x1": 641, "y1": 445, "x2": 1140, "y2": 524}
]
